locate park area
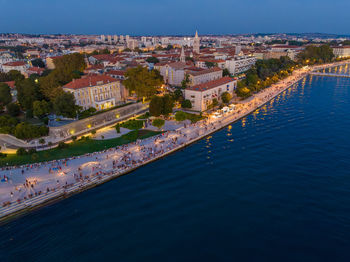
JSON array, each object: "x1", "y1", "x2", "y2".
[{"x1": 0, "y1": 129, "x2": 160, "y2": 167}]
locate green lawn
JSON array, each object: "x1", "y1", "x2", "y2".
[
  {"x1": 119, "y1": 119, "x2": 145, "y2": 130},
  {"x1": 0, "y1": 130, "x2": 160, "y2": 167},
  {"x1": 184, "y1": 112, "x2": 204, "y2": 123}
]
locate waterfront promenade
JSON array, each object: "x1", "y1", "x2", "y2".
[{"x1": 0, "y1": 61, "x2": 348, "y2": 221}]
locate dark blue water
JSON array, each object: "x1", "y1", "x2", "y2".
[{"x1": 1, "y1": 75, "x2": 350, "y2": 262}]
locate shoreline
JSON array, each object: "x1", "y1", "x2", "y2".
[{"x1": 0, "y1": 61, "x2": 349, "y2": 223}]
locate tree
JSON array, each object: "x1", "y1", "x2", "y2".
[
  {"x1": 162, "y1": 94, "x2": 174, "y2": 116},
  {"x1": 39, "y1": 74, "x2": 62, "y2": 101},
  {"x1": 146, "y1": 57, "x2": 160, "y2": 64},
  {"x1": 173, "y1": 88, "x2": 184, "y2": 101},
  {"x1": 8, "y1": 70, "x2": 24, "y2": 81},
  {"x1": 153, "y1": 118, "x2": 165, "y2": 129},
  {"x1": 186, "y1": 56, "x2": 194, "y2": 62},
  {"x1": 0, "y1": 72, "x2": 11, "y2": 82},
  {"x1": 181, "y1": 74, "x2": 190, "y2": 89},
  {"x1": 53, "y1": 92, "x2": 78, "y2": 118},
  {"x1": 205, "y1": 61, "x2": 217, "y2": 68},
  {"x1": 0, "y1": 115, "x2": 18, "y2": 134},
  {"x1": 31, "y1": 58, "x2": 45, "y2": 68},
  {"x1": 39, "y1": 138, "x2": 45, "y2": 145},
  {"x1": 16, "y1": 78, "x2": 43, "y2": 110},
  {"x1": 100, "y1": 48, "x2": 110, "y2": 54},
  {"x1": 149, "y1": 95, "x2": 174, "y2": 116},
  {"x1": 181, "y1": 99, "x2": 192, "y2": 109},
  {"x1": 221, "y1": 92, "x2": 232, "y2": 104},
  {"x1": 165, "y1": 45, "x2": 173, "y2": 50},
  {"x1": 297, "y1": 44, "x2": 334, "y2": 64},
  {"x1": 14, "y1": 123, "x2": 49, "y2": 139},
  {"x1": 212, "y1": 98, "x2": 219, "y2": 107},
  {"x1": 124, "y1": 66, "x2": 163, "y2": 99},
  {"x1": 40, "y1": 53, "x2": 86, "y2": 101},
  {"x1": 33, "y1": 100, "x2": 51, "y2": 118},
  {"x1": 116, "y1": 123, "x2": 121, "y2": 133},
  {"x1": 175, "y1": 111, "x2": 187, "y2": 122},
  {"x1": 0, "y1": 83, "x2": 12, "y2": 106},
  {"x1": 149, "y1": 96, "x2": 163, "y2": 116},
  {"x1": 235, "y1": 87, "x2": 252, "y2": 98},
  {"x1": 223, "y1": 68, "x2": 230, "y2": 77},
  {"x1": 6, "y1": 103, "x2": 20, "y2": 116}
]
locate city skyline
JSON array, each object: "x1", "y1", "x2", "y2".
[{"x1": 1, "y1": 0, "x2": 350, "y2": 35}]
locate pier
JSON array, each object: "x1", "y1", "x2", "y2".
[{"x1": 310, "y1": 72, "x2": 350, "y2": 78}]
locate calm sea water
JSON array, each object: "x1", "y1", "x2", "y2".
[{"x1": 1, "y1": 74, "x2": 350, "y2": 262}]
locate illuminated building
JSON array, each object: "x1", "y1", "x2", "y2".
[{"x1": 63, "y1": 75, "x2": 123, "y2": 111}]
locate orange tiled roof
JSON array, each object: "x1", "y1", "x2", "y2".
[
  {"x1": 27, "y1": 67, "x2": 45, "y2": 73},
  {"x1": 63, "y1": 75, "x2": 117, "y2": 90},
  {"x1": 106, "y1": 70, "x2": 126, "y2": 76},
  {"x1": 187, "y1": 67, "x2": 222, "y2": 76},
  {"x1": 186, "y1": 76, "x2": 234, "y2": 92},
  {"x1": 3, "y1": 61, "x2": 26, "y2": 67},
  {"x1": 4, "y1": 81, "x2": 15, "y2": 89}
]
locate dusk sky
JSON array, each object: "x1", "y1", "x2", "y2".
[{"x1": 1, "y1": 0, "x2": 350, "y2": 35}]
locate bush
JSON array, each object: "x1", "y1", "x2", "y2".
[
  {"x1": 185, "y1": 113, "x2": 202, "y2": 123},
  {"x1": 152, "y1": 118, "x2": 165, "y2": 129},
  {"x1": 79, "y1": 107, "x2": 97, "y2": 119},
  {"x1": 181, "y1": 99, "x2": 192, "y2": 109},
  {"x1": 120, "y1": 119, "x2": 144, "y2": 130},
  {"x1": 221, "y1": 92, "x2": 232, "y2": 104},
  {"x1": 116, "y1": 123, "x2": 121, "y2": 133},
  {"x1": 175, "y1": 111, "x2": 187, "y2": 122},
  {"x1": 71, "y1": 136, "x2": 77, "y2": 141},
  {"x1": 14, "y1": 123, "x2": 49, "y2": 140},
  {"x1": 16, "y1": 148, "x2": 27, "y2": 156}
]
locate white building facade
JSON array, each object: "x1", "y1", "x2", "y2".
[
  {"x1": 225, "y1": 55, "x2": 257, "y2": 75},
  {"x1": 187, "y1": 67, "x2": 223, "y2": 86},
  {"x1": 184, "y1": 76, "x2": 237, "y2": 111},
  {"x1": 63, "y1": 75, "x2": 123, "y2": 111}
]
